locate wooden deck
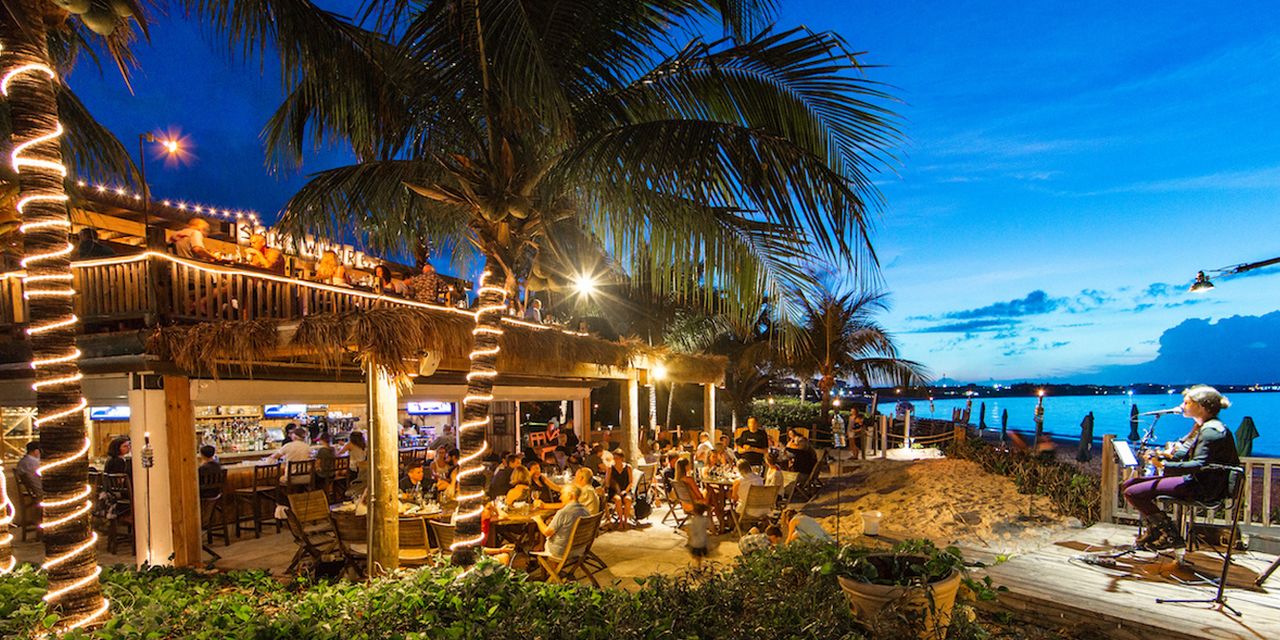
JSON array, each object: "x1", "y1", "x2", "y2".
[{"x1": 974, "y1": 522, "x2": 1280, "y2": 640}]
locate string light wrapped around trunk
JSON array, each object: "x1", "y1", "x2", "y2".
[
  {"x1": 2, "y1": 33, "x2": 108, "y2": 631},
  {"x1": 0, "y1": 460, "x2": 16, "y2": 574},
  {"x1": 451, "y1": 269, "x2": 507, "y2": 564}
]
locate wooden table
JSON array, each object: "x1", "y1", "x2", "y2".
[{"x1": 494, "y1": 506, "x2": 556, "y2": 559}]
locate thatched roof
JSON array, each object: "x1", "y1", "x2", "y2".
[{"x1": 146, "y1": 307, "x2": 724, "y2": 384}]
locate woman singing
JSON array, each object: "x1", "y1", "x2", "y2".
[{"x1": 1122, "y1": 385, "x2": 1240, "y2": 550}]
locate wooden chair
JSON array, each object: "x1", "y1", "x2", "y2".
[
  {"x1": 399, "y1": 449, "x2": 418, "y2": 468},
  {"x1": 399, "y1": 517, "x2": 433, "y2": 567},
  {"x1": 326, "y1": 455, "x2": 351, "y2": 502},
  {"x1": 12, "y1": 473, "x2": 40, "y2": 542},
  {"x1": 198, "y1": 467, "x2": 230, "y2": 560},
  {"x1": 284, "y1": 459, "x2": 316, "y2": 492},
  {"x1": 732, "y1": 483, "x2": 780, "y2": 538},
  {"x1": 669, "y1": 480, "x2": 697, "y2": 529},
  {"x1": 532, "y1": 511, "x2": 606, "y2": 586},
  {"x1": 428, "y1": 518, "x2": 455, "y2": 556},
  {"x1": 284, "y1": 490, "x2": 338, "y2": 573},
  {"x1": 330, "y1": 510, "x2": 367, "y2": 578},
  {"x1": 234, "y1": 462, "x2": 282, "y2": 538}
]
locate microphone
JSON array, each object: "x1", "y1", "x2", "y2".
[{"x1": 1139, "y1": 407, "x2": 1183, "y2": 416}]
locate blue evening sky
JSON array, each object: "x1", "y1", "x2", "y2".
[{"x1": 66, "y1": 1, "x2": 1280, "y2": 384}]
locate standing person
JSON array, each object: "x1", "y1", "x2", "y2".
[
  {"x1": 1123, "y1": 385, "x2": 1240, "y2": 550},
  {"x1": 428, "y1": 423, "x2": 455, "y2": 451},
  {"x1": 603, "y1": 449, "x2": 635, "y2": 529},
  {"x1": 735, "y1": 417, "x2": 769, "y2": 468},
  {"x1": 170, "y1": 218, "x2": 218, "y2": 261},
  {"x1": 408, "y1": 263, "x2": 445, "y2": 304},
  {"x1": 16, "y1": 441, "x2": 42, "y2": 498},
  {"x1": 686, "y1": 503, "x2": 711, "y2": 567}
]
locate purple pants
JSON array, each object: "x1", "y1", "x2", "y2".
[{"x1": 1122, "y1": 474, "x2": 1194, "y2": 518}]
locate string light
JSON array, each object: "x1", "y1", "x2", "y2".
[
  {"x1": 0, "y1": 460, "x2": 15, "y2": 575},
  {"x1": 3, "y1": 45, "x2": 109, "y2": 632}
]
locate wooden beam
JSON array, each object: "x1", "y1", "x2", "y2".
[{"x1": 163, "y1": 375, "x2": 202, "y2": 567}]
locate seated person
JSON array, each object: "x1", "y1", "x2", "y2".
[
  {"x1": 603, "y1": 449, "x2": 635, "y2": 529},
  {"x1": 533, "y1": 485, "x2": 591, "y2": 560},
  {"x1": 197, "y1": 445, "x2": 223, "y2": 500},
  {"x1": 780, "y1": 508, "x2": 833, "y2": 544},
  {"x1": 313, "y1": 433, "x2": 337, "y2": 482},
  {"x1": 730, "y1": 459, "x2": 766, "y2": 521},
  {"x1": 245, "y1": 233, "x2": 284, "y2": 273},
  {"x1": 787, "y1": 437, "x2": 818, "y2": 476},
  {"x1": 673, "y1": 457, "x2": 709, "y2": 513},
  {"x1": 313, "y1": 250, "x2": 350, "y2": 286},
  {"x1": 528, "y1": 460, "x2": 562, "y2": 503},
  {"x1": 505, "y1": 466, "x2": 533, "y2": 504},
  {"x1": 583, "y1": 444, "x2": 606, "y2": 475},
  {"x1": 694, "y1": 433, "x2": 714, "y2": 463},
  {"x1": 487, "y1": 453, "x2": 520, "y2": 498},
  {"x1": 16, "y1": 441, "x2": 42, "y2": 498},
  {"x1": 169, "y1": 217, "x2": 218, "y2": 262},
  {"x1": 429, "y1": 446, "x2": 457, "y2": 495},
  {"x1": 763, "y1": 451, "x2": 786, "y2": 488},
  {"x1": 399, "y1": 460, "x2": 427, "y2": 498},
  {"x1": 536, "y1": 467, "x2": 601, "y2": 515}
]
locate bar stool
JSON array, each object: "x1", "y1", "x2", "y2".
[
  {"x1": 327, "y1": 455, "x2": 351, "y2": 502},
  {"x1": 199, "y1": 467, "x2": 230, "y2": 559},
  {"x1": 99, "y1": 472, "x2": 135, "y2": 554},
  {"x1": 234, "y1": 462, "x2": 281, "y2": 538}
]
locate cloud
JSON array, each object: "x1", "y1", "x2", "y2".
[
  {"x1": 1000, "y1": 336, "x2": 1072, "y2": 357},
  {"x1": 1078, "y1": 311, "x2": 1280, "y2": 384},
  {"x1": 1069, "y1": 166, "x2": 1280, "y2": 197},
  {"x1": 941, "y1": 290, "x2": 1062, "y2": 320},
  {"x1": 911, "y1": 319, "x2": 1019, "y2": 334}
]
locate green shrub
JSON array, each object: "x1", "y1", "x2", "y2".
[{"x1": 750, "y1": 398, "x2": 821, "y2": 429}]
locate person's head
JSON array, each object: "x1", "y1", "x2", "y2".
[
  {"x1": 316, "y1": 433, "x2": 331, "y2": 447},
  {"x1": 531, "y1": 299, "x2": 542, "y2": 310},
  {"x1": 349, "y1": 431, "x2": 367, "y2": 450},
  {"x1": 787, "y1": 428, "x2": 800, "y2": 442},
  {"x1": 764, "y1": 524, "x2": 783, "y2": 544},
  {"x1": 692, "y1": 503, "x2": 708, "y2": 516},
  {"x1": 736, "y1": 460, "x2": 754, "y2": 476},
  {"x1": 421, "y1": 263, "x2": 436, "y2": 276},
  {"x1": 718, "y1": 434, "x2": 730, "y2": 446},
  {"x1": 509, "y1": 466, "x2": 531, "y2": 487},
  {"x1": 781, "y1": 508, "x2": 798, "y2": 524},
  {"x1": 77, "y1": 227, "x2": 99, "y2": 244},
  {"x1": 199, "y1": 445, "x2": 216, "y2": 461},
  {"x1": 107, "y1": 436, "x2": 131, "y2": 458},
  {"x1": 1182, "y1": 385, "x2": 1231, "y2": 420},
  {"x1": 699, "y1": 433, "x2": 710, "y2": 444},
  {"x1": 765, "y1": 451, "x2": 781, "y2": 469},
  {"x1": 290, "y1": 427, "x2": 307, "y2": 442},
  {"x1": 25, "y1": 441, "x2": 40, "y2": 458},
  {"x1": 529, "y1": 459, "x2": 545, "y2": 476},
  {"x1": 557, "y1": 432, "x2": 568, "y2": 445},
  {"x1": 612, "y1": 449, "x2": 626, "y2": 467},
  {"x1": 318, "y1": 251, "x2": 338, "y2": 268},
  {"x1": 373, "y1": 264, "x2": 391, "y2": 282},
  {"x1": 250, "y1": 233, "x2": 267, "y2": 251},
  {"x1": 573, "y1": 467, "x2": 593, "y2": 487},
  {"x1": 186, "y1": 217, "x2": 211, "y2": 233},
  {"x1": 405, "y1": 460, "x2": 424, "y2": 483},
  {"x1": 435, "y1": 446, "x2": 449, "y2": 462},
  {"x1": 504, "y1": 453, "x2": 520, "y2": 468},
  {"x1": 590, "y1": 443, "x2": 603, "y2": 455},
  {"x1": 747, "y1": 416, "x2": 760, "y2": 431},
  {"x1": 560, "y1": 483, "x2": 582, "y2": 504}
]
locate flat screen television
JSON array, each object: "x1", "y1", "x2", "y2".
[
  {"x1": 263, "y1": 404, "x2": 307, "y2": 418},
  {"x1": 89, "y1": 405, "x2": 130, "y2": 421},
  {"x1": 406, "y1": 401, "x2": 453, "y2": 416}
]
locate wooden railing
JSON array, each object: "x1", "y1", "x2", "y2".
[
  {"x1": 1102, "y1": 435, "x2": 1280, "y2": 533},
  {"x1": 0, "y1": 252, "x2": 474, "y2": 331}
]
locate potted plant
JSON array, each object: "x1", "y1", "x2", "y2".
[{"x1": 833, "y1": 540, "x2": 965, "y2": 639}]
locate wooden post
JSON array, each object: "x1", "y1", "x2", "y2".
[
  {"x1": 620, "y1": 376, "x2": 639, "y2": 462},
  {"x1": 954, "y1": 425, "x2": 967, "y2": 444},
  {"x1": 366, "y1": 365, "x2": 399, "y2": 574},
  {"x1": 703, "y1": 384, "x2": 717, "y2": 444},
  {"x1": 879, "y1": 415, "x2": 888, "y2": 459},
  {"x1": 903, "y1": 410, "x2": 912, "y2": 449},
  {"x1": 1100, "y1": 434, "x2": 1117, "y2": 523},
  {"x1": 163, "y1": 376, "x2": 201, "y2": 567}
]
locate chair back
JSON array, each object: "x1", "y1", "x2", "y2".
[
  {"x1": 333, "y1": 455, "x2": 350, "y2": 477},
  {"x1": 101, "y1": 472, "x2": 133, "y2": 502},
  {"x1": 287, "y1": 490, "x2": 332, "y2": 528},
  {"x1": 252, "y1": 462, "x2": 282, "y2": 489},
  {"x1": 198, "y1": 467, "x2": 226, "y2": 501},
  {"x1": 562, "y1": 511, "x2": 605, "y2": 562},
  {"x1": 399, "y1": 449, "x2": 417, "y2": 467},
  {"x1": 672, "y1": 479, "x2": 696, "y2": 504},
  {"x1": 399, "y1": 517, "x2": 431, "y2": 553},
  {"x1": 428, "y1": 519, "x2": 455, "y2": 553},
  {"x1": 741, "y1": 482, "x2": 780, "y2": 517},
  {"x1": 636, "y1": 463, "x2": 656, "y2": 489},
  {"x1": 286, "y1": 459, "x2": 316, "y2": 486},
  {"x1": 331, "y1": 511, "x2": 367, "y2": 548}
]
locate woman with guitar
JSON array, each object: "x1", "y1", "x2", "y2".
[{"x1": 1122, "y1": 385, "x2": 1240, "y2": 550}]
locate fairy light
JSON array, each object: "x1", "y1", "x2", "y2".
[
  {"x1": 0, "y1": 459, "x2": 16, "y2": 575},
  {"x1": 4, "y1": 46, "x2": 109, "y2": 631}
]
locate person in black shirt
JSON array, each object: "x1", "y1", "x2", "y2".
[
  {"x1": 399, "y1": 460, "x2": 426, "y2": 498},
  {"x1": 604, "y1": 449, "x2": 635, "y2": 529},
  {"x1": 787, "y1": 436, "x2": 818, "y2": 476},
  {"x1": 736, "y1": 417, "x2": 770, "y2": 467},
  {"x1": 198, "y1": 445, "x2": 223, "y2": 500},
  {"x1": 1123, "y1": 385, "x2": 1240, "y2": 550},
  {"x1": 104, "y1": 436, "x2": 131, "y2": 474},
  {"x1": 487, "y1": 453, "x2": 520, "y2": 498},
  {"x1": 527, "y1": 460, "x2": 562, "y2": 503}
]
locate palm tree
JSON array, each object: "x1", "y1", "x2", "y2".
[
  {"x1": 790, "y1": 290, "x2": 929, "y2": 439},
  {"x1": 272, "y1": 0, "x2": 900, "y2": 561},
  {"x1": 1, "y1": 0, "x2": 144, "y2": 630}
]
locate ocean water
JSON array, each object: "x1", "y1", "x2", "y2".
[{"x1": 876, "y1": 392, "x2": 1280, "y2": 457}]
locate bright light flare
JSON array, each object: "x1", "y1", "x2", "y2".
[{"x1": 572, "y1": 274, "x2": 597, "y2": 296}]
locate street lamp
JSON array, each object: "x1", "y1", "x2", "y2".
[
  {"x1": 138, "y1": 132, "x2": 183, "y2": 248},
  {"x1": 1189, "y1": 255, "x2": 1280, "y2": 292}
]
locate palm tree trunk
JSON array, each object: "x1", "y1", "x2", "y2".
[
  {"x1": 451, "y1": 260, "x2": 507, "y2": 565},
  {"x1": 3, "y1": 6, "x2": 107, "y2": 631},
  {"x1": 664, "y1": 381, "x2": 676, "y2": 428}
]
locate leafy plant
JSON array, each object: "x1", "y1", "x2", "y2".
[{"x1": 945, "y1": 439, "x2": 1101, "y2": 524}]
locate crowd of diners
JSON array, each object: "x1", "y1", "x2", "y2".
[{"x1": 69, "y1": 216, "x2": 570, "y2": 323}]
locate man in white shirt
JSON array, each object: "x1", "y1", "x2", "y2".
[
  {"x1": 169, "y1": 218, "x2": 217, "y2": 261},
  {"x1": 524, "y1": 299, "x2": 543, "y2": 323},
  {"x1": 268, "y1": 427, "x2": 313, "y2": 463},
  {"x1": 731, "y1": 460, "x2": 767, "y2": 519}
]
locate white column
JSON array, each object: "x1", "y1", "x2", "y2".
[
  {"x1": 127, "y1": 376, "x2": 168, "y2": 567},
  {"x1": 703, "y1": 384, "x2": 717, "y2": 444},
  {"x1": 903, "y1": 410, "x2": 912, "y2": 449},
  {"x1": 514, "y1": 401, "x2": 522, "y2": 453}
]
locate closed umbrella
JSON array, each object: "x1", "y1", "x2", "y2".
[
  {"x1": 1001, "y1": 409, "x2": 1009, "y2": 442},
  {"x1": 1033, "y1": 404, "x2": 1045, "y2": 440},
  {"x1": 1236, "y1": 416, "x2": 1260, "y2": 458},
  {"x1": 978, "y1": 402, "x2": 987, "y2": 430},
  {"x1": 1076, "y1": 412, "x2": 1094, "y2": 463},
  {"x1": 1128, "y1": 404, "x2": 1140, "y2": 441}
]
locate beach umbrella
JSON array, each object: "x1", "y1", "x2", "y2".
[
  {"x1": 978, "y1": 402, "x2": 987, "y2": 430},
  {"x1": 1236, "y1": 416, "x2": 1260, "y2": 458},
  {"x1": 1076, "y1": 412, "x2": 1094, "y2": 463},
  {"x1": 1128, "y1": 404, "x2": 1140, "y2": 441},
  {"x1": 1001, "y1": 409, "x2": 1008, "y2": 441}
]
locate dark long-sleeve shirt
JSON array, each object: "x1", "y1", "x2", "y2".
[{"x1": 1163, "y1": 419, "x2": 1240, "y2": 500}]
